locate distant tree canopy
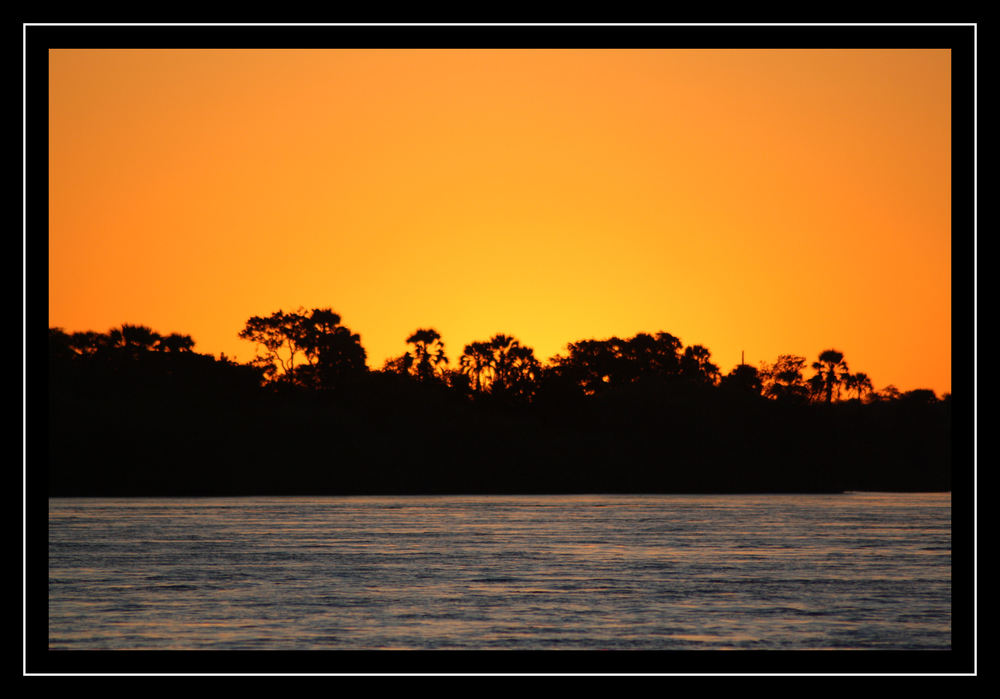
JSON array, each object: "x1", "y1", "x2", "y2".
[
  {"x1": 720, "y1": 363, "x2": 763, "y2": 397},
  {"x1": 48, "y1": 323, "x2": 263, "y2": 399},
  {"x1": 50, "y1": 323, "x2": 196, "y2": 359},
  {"x1": 238, "y1": 308, "x2": 367, "y2": 390},
  {"x1": 48, "y1": 314, "x2": 951, "y2": 496},
  {"x1": 382, "y1": 328, "x2": 449, "y2": 383},
  {"x1": 758, "y1": 354, "x2": 810, "y2": 404},
  {"x1": 844, "y1": 371, "x2": 874, "y2": 402},
  {"x1": 680, "y1": 344, "x2": 721, "y2": 386},
  {"x1": 459, "y1": 333, "x2": 541, "y2": 401},
  {"x1": 52, "y1": 312, "x2": 942, "y2": 409},
  {"x1": 549, "y1": 332, "x2": 723, "y2": 395}
]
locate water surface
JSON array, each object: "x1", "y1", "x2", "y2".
[{"x1": 48, "y1": 492, "x2": 951, "y2": 651}]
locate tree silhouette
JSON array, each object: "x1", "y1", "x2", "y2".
[
  {"x1": 50, "y1": 328, "x2": 102, "y2": 360},
  {"x1": 48, "y1": 312, "x2": 951, "y2": 496},
  {"x1": 549, "y1": 337, "x2": 624, "y2": 395},
  {"x1": 306, "y1": 323, "x2": 368, "y2": 390},
  {"x1": 239, "y1": 308, "x2": 366, "y2": 389},
  {"x1": 108, "y1": 324, "x2": 161, "y2": 358},
  {"x1": 624, "y1": 332, "x2": 684, "y2": 381},
  {"x1": 62, "y1": 330, "x2": 108, "y2": 356},
  {"x1": 549, "y1": 331, "x2": 684, "y2": 394},
  {"x1": 389, "y1": 328, "x2": 448, "y2": 382},
  {"x1": 811, "y1": 349, "x2": 850, "y2": 403},
  {"x1": 459, "y1": 333, "x2": 540, "y2": 399},
  {"x1": 759, "y1": 355, "x2": 810, "y2": 403},
  {"x1": 459, "y1": 340, "x2": 495, "y2": 393},
  {"x1": 679, "y1": 344, "x2": 720, "y2": 385},
  {"x1": 720, "y1": 363, "x2": 763, "y2": 396},
  {"x1": 239, "y1": 309, "x2": 307, "y2": 379},
  {"x1": 901, "y1": 388, "x2": 939, "y2": 404},
  {"x1": 493, "y1": 337, "x2": 541, "y2": 399},
  {"x1": 381, "y1": 353, "x2": 413, "y2": 375},
  {"x1": 49, "y1": 328, "x2": 75, "y2": 363},
  {"x1": 875, "y1": 384, "x2": 903, "y2": 402},
  {"x1": 844, "y1": 371, "x2": 874, "y2": 402},
  {"x1": 155, "y1": 333, "x2": 195, "y2": 353}
]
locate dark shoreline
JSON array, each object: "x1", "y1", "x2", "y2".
[
  {"x1": 48, "y1": 394, "x2": 951, "y2": 498},
  {"x1": 45, "y1": 329, "x2": 952, "y2": 499}
]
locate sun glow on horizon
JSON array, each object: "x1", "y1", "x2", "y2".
[{"x1": 48, "y1": 48, "x2": 953, "y2": 395}]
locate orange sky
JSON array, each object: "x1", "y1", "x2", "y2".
[{"x1": 47, "y1": 48, "x2": 953, "y2": 395}]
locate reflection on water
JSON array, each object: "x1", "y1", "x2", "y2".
[{"x1": 48, "y1": 493, "x2": 951, "y2": 651}]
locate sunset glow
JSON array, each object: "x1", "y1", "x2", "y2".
[{"x1": 47, "y1": 47, "x2": 953, "y2": 395}]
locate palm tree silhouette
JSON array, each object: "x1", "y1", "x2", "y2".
[
  {"x1": 459, "y1": 340, "x2": 495, "y2": 393},
  {"x1": 108, "y1": 324, "x2": 161, "y2": 358},
  {"x1": 812, "y1": 349, "x2": 850, "y2": 403},
  {"x1": 844, "y1": 371, "x2": 874, "y2": 402},
  {"x1": 489, "y1": 334, "x2": 521, "y2": 389},
  {"x1": 459, "y1": 334, "x2": 539, "y2": 397},
  {"x1": 406, "y1": 328, "x2": 448, "y2": 381}
]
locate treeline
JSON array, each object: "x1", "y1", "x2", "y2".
[{"x1": 46, "y1": 308, "x2": 951, "y2": 496}]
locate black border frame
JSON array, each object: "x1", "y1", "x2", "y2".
[{"x1": 25, "y1": 22, "x2": 977, "y2": 676}]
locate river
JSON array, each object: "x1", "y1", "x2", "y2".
[{"x1": 46, "y1": 492, "x2": 952, "y2": 667}]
